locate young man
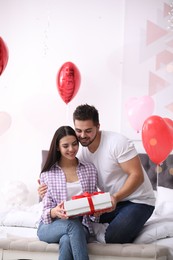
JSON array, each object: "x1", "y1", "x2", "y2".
[{"x1": 39, "y1": 104, "x2": 155, "y2": 244}]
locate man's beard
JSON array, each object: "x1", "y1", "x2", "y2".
[{"x1": 79, "y1": 132, "x2": 97, "y2": 147}]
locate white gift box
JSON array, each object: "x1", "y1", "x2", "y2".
[{"x1": 64, "y1": 192, "x2": 112, "y2": 217}]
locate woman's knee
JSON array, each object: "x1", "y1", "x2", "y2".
[
  {"x1": 67, "y1": 219, "x2": 83, "y2": 231},
  {"x1": 59, "y1": 234, "x2": 70, "y2": 245}
]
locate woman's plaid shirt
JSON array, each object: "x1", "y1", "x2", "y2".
[{"x1": 39, "y1": 160, "x2": 99, "y2": 234}]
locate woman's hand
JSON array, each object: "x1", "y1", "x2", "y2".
[{"x1": 51, "y1": 201, "x2": 69, "y2": 219}]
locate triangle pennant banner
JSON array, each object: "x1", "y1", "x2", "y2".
[
  {"x1": 146, "y1": 20, "x2": 168, "y2": 45},
  {"x1": 156, "y1": 50, "x2": 173, "y2": 70},
  {"x1": 149, "y1": 72, "x2": 169, "y2": 95}
]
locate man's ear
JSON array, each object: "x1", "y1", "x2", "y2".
[{"x1": 97, "y1": 124, "x2": 100, "y2": 130}]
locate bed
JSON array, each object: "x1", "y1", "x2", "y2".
[{"x1": 0, "y1": 153, "x2": 173, "y2": 260}]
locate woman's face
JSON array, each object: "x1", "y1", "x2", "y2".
[{"x1": 58, "y1": 135, "x2": 79, "y2": 160}]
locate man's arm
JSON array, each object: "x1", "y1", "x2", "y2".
[{"x1": 112, "y1": 155, "x2": 144, "y2": 206}]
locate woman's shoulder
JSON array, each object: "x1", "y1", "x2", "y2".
[{"x1": 40, "y1": 164, "x2": 59, "y2": 177}]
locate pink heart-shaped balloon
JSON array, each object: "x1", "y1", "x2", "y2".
[
  {"x1": 125, "y1": 96, "x2": 155, "y2": 132},
  {"x1": 142, "y1": 115, "x2": 173, "y2": 164},
  {"x1": 0, "y1": 111, "x2": 12, "y2": 136}
]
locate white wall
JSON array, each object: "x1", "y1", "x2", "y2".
[
  {"x1": 0, "y1": 0, "x2": 125, "y2": 204},
  {"x1": 0, "y1": 0, "x2": 172, "y2": 204}
]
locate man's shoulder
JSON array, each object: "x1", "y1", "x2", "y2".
[{"x1": 101, "y1": 130, "x2": 129, "y2": 142}]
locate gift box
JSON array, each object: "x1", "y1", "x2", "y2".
[{"x1": 64, "y1": 192, "x2": 112, "y2": 217}]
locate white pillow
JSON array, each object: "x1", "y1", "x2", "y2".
[
  {"x1": 154, "y1": 186, "x2": 173, "y2": 216},
  {"x1": 134, "y1": 219, "x2": 173, "y2": 244},
  {"x1": 2, "y1": 202, "x2": 42, "y2": 228},
  {"x1": 0, "y1": 181, "x2": 29, "y2": 210}
]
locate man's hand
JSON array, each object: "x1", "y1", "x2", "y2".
[
  {"x1": 93, "y1": 195, "x2": 116, "y2": 217},
  {"x1": 37, "y1": 179, "x2": 47, "y2": 199},
  {"x1": 110, "y1": 195, "x2": 117, "y2": 211}
]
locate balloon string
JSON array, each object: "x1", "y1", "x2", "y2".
[
  {"x1": 154, "y1": 163, "x2": 160, "y2": 256},
  {"x1": 156, "y1": 163, "x2": 162, "y2": 190},
  {"x1": 156, "y1": 164, "x2": 159, "y2": 190},
  {"x1": 66, "y1": 104, "x2": 69, "y2": 124}
]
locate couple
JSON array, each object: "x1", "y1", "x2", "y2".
[{"x1": 37, "y1": 104, "x2": 155, "y2": 260}]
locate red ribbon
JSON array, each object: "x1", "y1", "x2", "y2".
[{"x1": 72, "y1": 191, "x2": 104, "y2": 215}]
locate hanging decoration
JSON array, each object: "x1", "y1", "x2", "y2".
[
  {"x1": 56, "y1": 61, "x2": 81, "y2": 104},
  {"x1": 0, "y1": 37, "x2": 9, "y2": 76},
  {"x1": 167, "y1": 1, "x2": 173, "y2": 31},
  {"x1": 142, "y1": 115, "x2": 173, "y2": 165}
]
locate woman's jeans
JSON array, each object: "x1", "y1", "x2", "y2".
[
  {"x1": 37, "y1": 218, "x2": 89, "y2": 260},
  {"x1": 99, "y1": 201, "x2": 155, "y2": 243}
]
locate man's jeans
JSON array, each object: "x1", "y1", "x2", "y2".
[
  {"x1": 37, "y1": 218, "x2": 89, "y2": 260},
  {"x1": 99, "y1": 201, "x2": 155, "y2": 243}
]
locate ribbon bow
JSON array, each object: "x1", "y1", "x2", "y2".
[{"x1": 72, "y1": 191, "x2": 104, "y2": 215}]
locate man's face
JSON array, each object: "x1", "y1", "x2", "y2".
[{"x1": 74, "y1": 119, "x2": 99, "y2": 147}]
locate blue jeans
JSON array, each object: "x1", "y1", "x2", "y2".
[
  {"x1": 37, "y1": 218, "x2": 89, "y2": 260},
  {"x1": 99, "y1": 201, "x2": 154, "y2": 243}
]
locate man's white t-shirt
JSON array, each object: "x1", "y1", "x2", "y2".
[{"x1": 78, "y1": 131, "x2": 155, "y2": 206}]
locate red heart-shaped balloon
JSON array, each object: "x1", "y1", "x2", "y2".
[
  {"x1": 142, "y1": 115, "x2": 173, "y2": 164},
  {"x1": 56, "y1": 62, "x2": 81, "y2": 104},
  {"x1": 0, "y1": 37, "x2": 9, "y2": 76}
]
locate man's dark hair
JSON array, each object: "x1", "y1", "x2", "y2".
[{"x1": 73, "y1": 104, "x2": 99, "y2": 126}]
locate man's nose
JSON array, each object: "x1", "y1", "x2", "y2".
[{"x1": 80, "y1": 131, "x2": 86, "y2": 138}]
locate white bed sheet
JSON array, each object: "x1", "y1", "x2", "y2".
[
  {"x1": 0, "y1": 226, "x2": 37, "y2": 239},
  {"x1": 152, "y1": 237, "x2": 173, "y2": 260},
  {"x1": 134, "y1": 213, "x2": 173, "y2": 260},
  {"x1": 134, "y1": 214, "x2": 173, "y2": 244}
]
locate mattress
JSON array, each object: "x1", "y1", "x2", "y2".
[{"x1": 0, "y1": 226, "x2": 37, "y2": 239}]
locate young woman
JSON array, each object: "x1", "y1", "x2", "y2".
[{"x1": 37, "y1": 126, "x2": 98, "y2": 260}]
